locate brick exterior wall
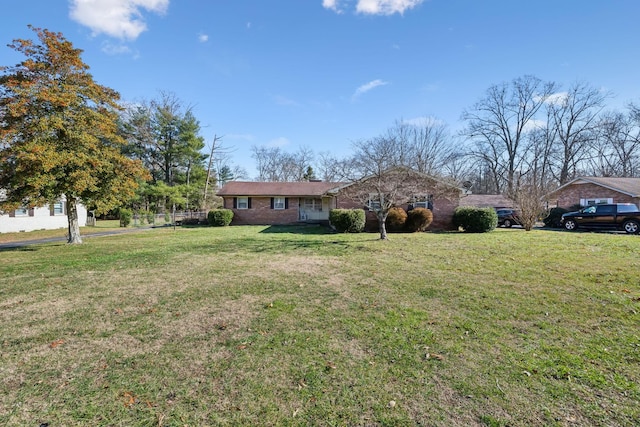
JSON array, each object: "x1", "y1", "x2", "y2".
[
  {"x1": 553, "y1": 183, "x2": 639, "y2": 209},
  {"x1": 334, "y1": 194, "x2": 459, "y2": 231},
  {"x1": 223, "y1": 197, "x2": 301, "y2": 225}
]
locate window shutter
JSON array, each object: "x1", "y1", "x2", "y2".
[
  {"x1": 233, "y1": 197, "x2": 237, "y2": 209},
  {"x1": 50, "y1": 204, "x2": 55, "y2": 216},
  {"x1": 285, "y1": 198, "x2": 289, "y2": 209},
  {"x1": 270, "y1": 198, "x2": 274, "y2": 209},
  {"x1": 29, "y1": 208, "x2": 35, "y2": 217},
  {"x1": 248, "y1": 197, "x2": 252, "y2": 209},
  {"x1": 9, "y1": 210, "x2": 15, "y2": 218}
]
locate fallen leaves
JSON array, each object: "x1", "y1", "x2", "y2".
[{"x1": 49, "y1": 339, "x2": 64, "y2": 349}]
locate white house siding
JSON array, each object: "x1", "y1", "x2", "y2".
[{"x1": 0, "y1": 204, "x2": 87, "y2": 233}]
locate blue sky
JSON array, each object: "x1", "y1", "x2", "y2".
[{"x1": 2, "y1": 0, "x2": 640, "y2": 178}]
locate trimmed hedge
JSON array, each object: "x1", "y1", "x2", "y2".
[
  {"x1": 207, "y1": 209, "x2": 234, "y2": 226},
  {"x1": 386, "y1": 207, "x2": 408, "y2": 232},
  {"x1": 406, "y1": 208, "x2": 433, "y2": 232},
  {"x1": 453, "y1": 206, "x2": 498, "y2": 233},
  {"x1": 329, "y1": 209, "x2": 365, "y2": 233}
]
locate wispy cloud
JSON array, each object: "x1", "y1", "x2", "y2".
[
  {"x1": 323, "y1": 0, "x2": 425, "y2": 15},
  {"x1": 266, "y1": 137, "x2": 290, "y2": 148},
  {"x1": 69, "y1": 0, "x2": 169, "y2": 40},
  {"x1": 273, "y1": 95, "x2": 300, "y2": 107},
  {"x1": 101, "y1": 40, "x2": 133, "y2": 56},
  {"x1": 198, "y1": 33, "x2": 209, "y2": 43},
  {"x1": 352, "y1": 79, "x2": 389, "y2": 100}
]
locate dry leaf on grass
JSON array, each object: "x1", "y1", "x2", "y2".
[{"x1": 49, "y1": 339, "x2": 64, "y2": 349}]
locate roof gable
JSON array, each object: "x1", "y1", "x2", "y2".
[{"x1": 546, "y1": 177, "x2": 640, "y2": 198}]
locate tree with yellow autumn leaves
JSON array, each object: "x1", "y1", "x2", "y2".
[{"x1": 0, "y1": 26, "x2": 149, "y2": 243}]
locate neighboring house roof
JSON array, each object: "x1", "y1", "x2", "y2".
[
  {"x1": 460, "y1": 194, "x2": 515, "y2": 208},
  {"x1": 326, "y1": 167, "x2": 463, "y2": 195},
  {"x1": 217, "y1": 181, "x2": 345, "y2": 197},
  {"x1": 546, "y1": 177, "x2": 640, "y2": 198}
]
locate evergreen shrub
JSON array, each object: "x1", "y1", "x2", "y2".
[
  {"x1": 543, "y1": 207, "x2": 569, "y2": 228},
  {"x1": 406, "y1": 208, "x2": 433, "y2": 232},
  {"x1": 208, "y1": 209, "x2": 234, "y2": 226},
  {"x1": 119, "y1": 208, "x2": 132, "y2": 227},
  {"x1": 329, "y1": 209, "x2": 365, "y2": 233},
  {"x1": 386, "y1": 207, "x2": 408, "y2": 232},
  {"x1": 453, "y1": 206, "x2": 498, "y2": 233}
]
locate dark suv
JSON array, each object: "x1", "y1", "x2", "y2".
[{"x1": 496, "y1": 208, "x2": 521, "y2": 228}]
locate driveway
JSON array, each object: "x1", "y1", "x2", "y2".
[{"x1": 0, "y1": 227, "x2": 155, "y2": 250}]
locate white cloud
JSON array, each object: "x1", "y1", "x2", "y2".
[
  {"x1": 402, "y1": 116, "x2": 444, "y2": 127},
  {"x1": 198, "y1": 33, "x2": 209, "y2": 43},
  {"x1": 101, "y1": 40, "x2": 132, "y2": 55},
  {"x1": 352, "y1": 79, "x2": 389, "y2": 100},
  {"x1": 266, "y1": 137, "x2": 290, "y2": 148},
  {"x1": 323, "y1": 0, "x2": 425, "y2": 15},
  {"x1": 273, "y1": 95, "x2": 300, "y2": 107},
  {"x1": 544, "y1": 92, "x2": 569, "y2": 106},
  {"x1": 69, "y1": 0, "x2": 169, "y2": 40},
  {"x1": 322, "y1": 0, "x2": 342, "y2": 13}
]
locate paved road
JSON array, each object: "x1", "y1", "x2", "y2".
[{"x1": 0, "y1": 226, "x2": 156, "y2": 250}]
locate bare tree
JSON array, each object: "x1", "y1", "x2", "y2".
[
  {"x1": 462, "y1": 75, "x2": 557, "y2": 194},
  {"x1": 591, "y1": 107, "x2": 640, "y2": 177},
  {"x1": 251, "y1": 145, "x2": 315, "y2": 181},
  {"x1": 345, "y1": 136, "x2": 458, "y2": 240},
  {"x1": 547, "y1": 82, "x2": 609, "y2": 184}
]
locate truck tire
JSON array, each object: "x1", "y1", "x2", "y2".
[
  {"x1": 564, "y1": 219, "x2": 577, "y2": 231},
  {"x1": 623, "y1": 220, "x2": 639, "y2": 234}
]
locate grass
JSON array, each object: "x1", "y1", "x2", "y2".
[{"x1": 0, "y1": 225, "x2": 638, "y2": 426}]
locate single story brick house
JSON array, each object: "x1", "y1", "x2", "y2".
[
  {"x1": 544, "y1": 177, "x2": 640, "y2": 209},
  {"x1": 0, "y1": 197, "x2": 87, "y2": 233},
  {"x1": 217, "y1": 171, "x2": 463, "y2": 230}
]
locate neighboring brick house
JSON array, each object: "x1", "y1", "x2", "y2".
[
  {"x1": 545, "y1": 177, "x2": 640, "y2": 209},
  {"x1": 217, "y1": 170, "x2": 463, "y2": 230},
  {"x1": 0, "y1": 196, "x2": 88, "y2": 233}
]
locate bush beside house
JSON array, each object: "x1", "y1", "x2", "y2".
[
  {"x1": 329, "y1": 209, "x2": 365, "y2": 233},
  {"x1": 208, "y1": 209, "x2": 234, "y2": 226},
  {"x1": 453, "y1": 207, "x2": 498, "y2": 233}
]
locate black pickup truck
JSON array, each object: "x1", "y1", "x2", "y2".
[{"x1": 561, "y1": 203, "x2": 640, "y2": 234}]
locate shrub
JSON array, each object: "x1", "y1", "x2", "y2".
[
  {"x1": 406, "y1": 208, "x2": 433, "y2": 232},
  {"x1": 119, "y1": 208, "x2": 132, "y2": 228},
  {"x1": 543, "y1": 207, "x2": 569, "y2": 228},
  {"x1": 386, "y1": 207, "x2": 407, "y2": 232},
  {"x1": 453, "y1": 206, "x2": 498, "y2": 233},
  {"x1": 329, "y1": 209, "x2": 365, "y2": 233},
  {"x1": 208, "y1": 209, "x2": 234, "y2": 226},
  {"x1": 146, "y1": 211, "x2": 155, "y2": 224}
]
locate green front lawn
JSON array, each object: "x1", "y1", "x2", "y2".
[{"x1": 1, "y1": 226, "x2": 638, "y2": 426}]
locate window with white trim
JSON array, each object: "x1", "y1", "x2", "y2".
[
  {"x1": 303, "y1": 198, "x2": 322, "y2": 212},
  {"x1": 52, "y1": 201, "x2": 64, "y2": 215},
  {"x1": 237, "y1": 197, "x2": 249, "y2": 209},
  {"x1": 581, "y1": 198, "x2": 613, "y2": 207},
  {"x1": 14, "y1": 207, "x2": 28, "y2": 216},
  {"x1": 273, "y1": 197, "x2": 285, "y2": 210}
]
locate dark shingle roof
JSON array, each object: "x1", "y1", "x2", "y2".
[
  {"x1": 216, "y1": 181, "x2": 345, "y2": 197},
  {"x1": 459, "y1": 194, "x2": 515, "y2": 208}
]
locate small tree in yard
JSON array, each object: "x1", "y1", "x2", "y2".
[
  {"x1": 511, "y1": 184, "x2": 546, "y2": 231},
  {"x1": 0, "y1": 27, "x2": 149, "y2": 243}
]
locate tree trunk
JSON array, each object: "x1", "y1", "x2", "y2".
[
  {"x1": 66, "y1": 196, "x2": 83, "y2": 244},
  {"x1": 378, "y1": 212, "x2": 388, "y2": 240}
]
